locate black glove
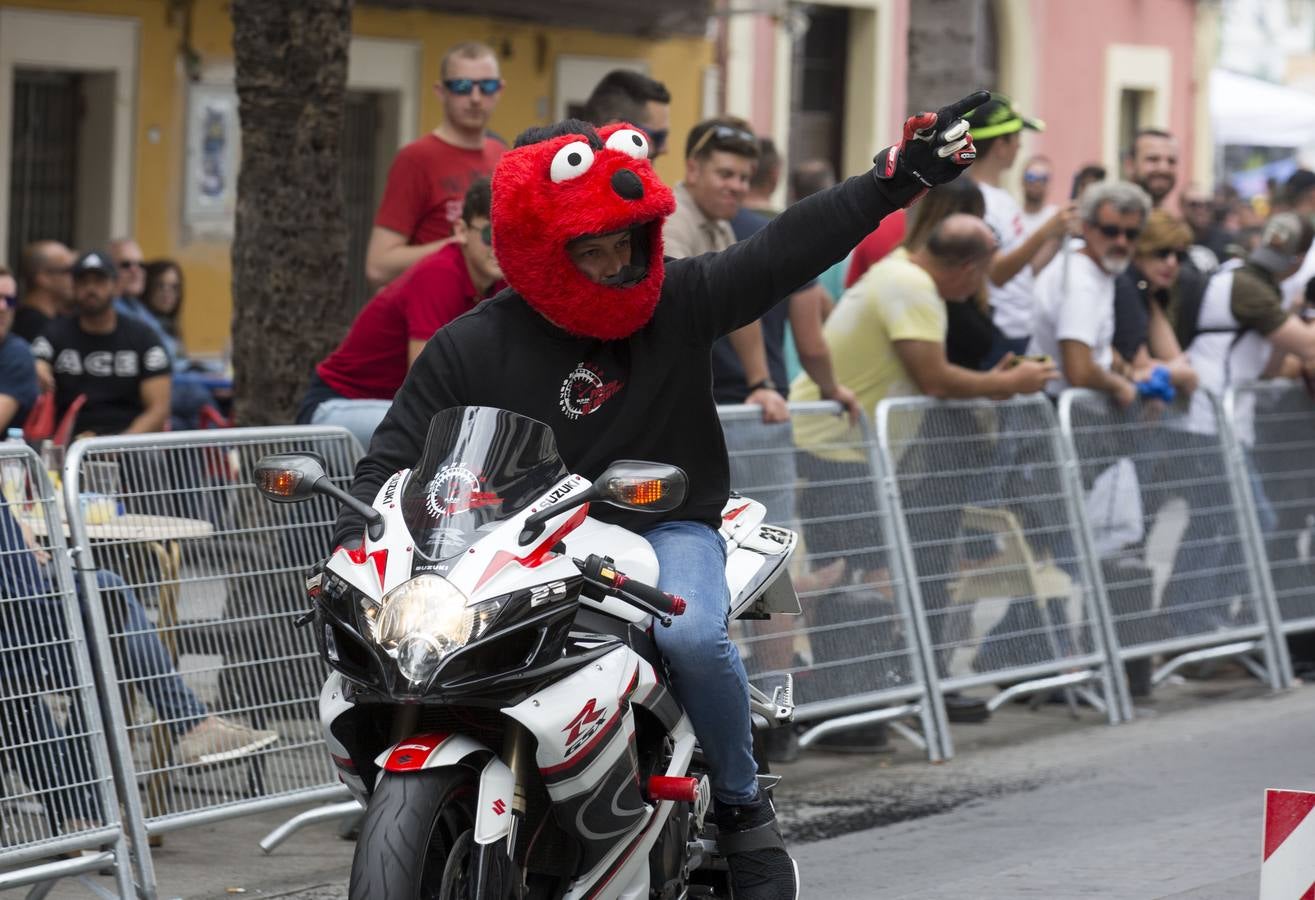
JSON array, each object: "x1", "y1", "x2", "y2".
[{"x1": 873, "y1": 90, "x2": 989, "y2": 207}]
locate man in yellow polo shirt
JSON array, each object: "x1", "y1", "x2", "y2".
[{"x1": 792, "y1": 212, "x2": 1054, "y2": 582}]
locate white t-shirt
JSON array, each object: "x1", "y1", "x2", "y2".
[
  {"x1": 1027, "y1": 251, "x2": 1117, "y2": 397},
  {"x1": 979, "y1": 181, "x2": 1037, "y2": 340},
  {"x1": 1019, "y1": 203, "x2": 1057, "y2": 238},
  {"x1": 1282, "y1": 238, "x2": 1315, "y2": 307}
]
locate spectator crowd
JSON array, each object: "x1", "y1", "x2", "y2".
[{"x1": 7, "y1": 39, "x2": 1315, "y2": 778}]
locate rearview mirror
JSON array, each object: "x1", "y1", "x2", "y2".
[
  {"x1": 518, "y1": 460, "x2": 689, "y2": 545},
  {"x1": 595, "y1": 461, "x2": 687, "y2": 513},
  {"x1": 254, "y1": 452, "x2": 386, "y2": 540},
  {"x1": 254, "y1": 453, "x2": 328, "y2": 502}
]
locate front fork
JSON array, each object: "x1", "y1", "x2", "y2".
[{"x1": 471, "y1": 721, "x2": 535, "y2": 898}]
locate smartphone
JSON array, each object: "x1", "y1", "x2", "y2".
[{"x1": 1008, "y1": 354, "x2": 1052, "y2": 368}]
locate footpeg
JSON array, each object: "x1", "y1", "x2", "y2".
[{"x1": 749, "y1": 673, "x2": 794, "y2": 728}]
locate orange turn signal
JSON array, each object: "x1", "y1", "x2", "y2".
[
  {"x1": 258, "y1": 469, "x2": 302, "y2": 498},
  {"x1": 613, "y1": 478, "x2": 666, "y2": 506}
]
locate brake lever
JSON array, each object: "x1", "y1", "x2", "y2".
[
  {"x1": 573, "y1": 556, "x2": 676, "y2": 627},
  {"x1": 294, "y1": 607, "x2": 316, "y2": 628}
]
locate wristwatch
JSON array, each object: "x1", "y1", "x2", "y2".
[{"x1": 747, "y1": 378, "x2": 778, "y2": 394}]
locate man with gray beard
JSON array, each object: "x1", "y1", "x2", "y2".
[{"x1": 1028, "y1": 181, "x2": 1151, "y2": 405}]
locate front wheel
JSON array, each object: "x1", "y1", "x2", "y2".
[{"x1": 349, "y1": 768, "x2": 478, "y2": 900}]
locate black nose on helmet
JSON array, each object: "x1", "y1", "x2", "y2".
[{"x1": 611, "y1": 169, "x2": 644, "y2": 201}]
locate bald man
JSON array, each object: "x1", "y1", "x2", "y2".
[{"x1": 14, "y1": 240, "x2": 75, "y2": 342}]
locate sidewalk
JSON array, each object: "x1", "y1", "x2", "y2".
[{"x1": 41, "y1": 670, "x2": 1274, "y2": 899}]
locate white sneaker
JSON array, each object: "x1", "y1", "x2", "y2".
[{"x1": 176, "y1": 716, "x2": 279, "y2": 766}]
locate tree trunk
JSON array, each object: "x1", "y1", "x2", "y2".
[
  {"x1": 906, "y1": 0, "x2": 997, "y2": 117},
  {"x1": 230, "y1": 0, "x2": 353, "y2": 426}
]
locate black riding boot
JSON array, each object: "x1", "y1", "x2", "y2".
[{"x1": 714, "y1": 792, "x2": 798, "y2": 899}]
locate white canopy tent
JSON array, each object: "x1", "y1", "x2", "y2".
[{"x1": 1211, "y1": 68, "x2": 1315, "y2": 147}]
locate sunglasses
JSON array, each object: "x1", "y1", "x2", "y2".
[
  {"x1": 688, "y1": 124, "x2": 756, "y2": 158},
  {"x1": 0, "y1": 294, "x2": 16, "y2": 309},
  {"x1": 639, "y1": 125, "x2": 668, "y2": 153},
  {"x1": 118, "y1": 260, "x2": 144, "y2": 270},
  {"x1": 1094, "y1": 223, "x2": 1142, "y2": 241},
  {"x1": 480, "y1": 224, "x2": 493, "y2": 245},
  {"x1": 1023, "y1": 172, "x2": 1050, "y2": 183},
  {"x1": 443, "y1": 78, "x2": 502, "y2": 96},
  {"x1": 1148, "y1": 247, "x2": 1188, "y2": 262}
]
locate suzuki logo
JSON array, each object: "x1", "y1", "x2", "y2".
[
  {"x1": 563, "y1": 698, "x2": 607, "y2": 750},
  {"x1": 492, "y1": 799, "x2": 506, "y2": 816}
]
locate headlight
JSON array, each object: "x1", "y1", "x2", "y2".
[{"x1": 374, "y1": 575, "x2": 504, "y2": 684}]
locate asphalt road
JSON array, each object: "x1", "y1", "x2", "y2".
[
  {"x1": 787, "y1": 682, "x2": 1315, "y2": 899},
  {"x1": 42, "y1": 677, "x2": 1313, "y2": 899}
]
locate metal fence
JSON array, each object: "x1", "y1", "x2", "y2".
[
  {"x1": 1059, "y1": 389, "x2": 1290, "y2": 712},
  {"x1": 1229, "y1": 380, "x2": 1315, "y2": 643},
  {"x1": 876, "y1": 394, "x2": 1121, "y2": 758},
  {"x1": 0, "y1": 443, "x2": 134, "y2": 898},
  {"x1": 61, "y1": 426, "x2": 362, "y2": 893},
  {"x1": 721, "y1": 403, "x2": 943, "y2": 759}
]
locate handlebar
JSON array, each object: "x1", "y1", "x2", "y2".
[{"x1": 575, "y1": 554, "x2": 686, "y2": 626}]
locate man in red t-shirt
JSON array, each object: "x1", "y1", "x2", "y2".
[
  {"x1": 299, "y1": 179, "x2": 505, "y2": 450},
  {"x1": 364, "y1": 40, "x2": 507, "y2": 289},
  {"x1": 844, "y1": 208, "x2": 907, "y2": 288}
]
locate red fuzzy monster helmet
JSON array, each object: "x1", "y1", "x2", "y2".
[{"x1": 491, "y1": 120, "x2": 676, "y2": 340}]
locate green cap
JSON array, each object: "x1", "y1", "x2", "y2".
[{"x1": 965, "y1": 93, "x2": 1045, "y2": 140}]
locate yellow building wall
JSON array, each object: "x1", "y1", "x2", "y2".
[{"x1": 2, "y1": 0, "x2": 713, "y2": 354}]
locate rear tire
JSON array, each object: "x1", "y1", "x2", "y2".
[{"x1": 348, "y1": 768, "x2": 477, "y2": 900}]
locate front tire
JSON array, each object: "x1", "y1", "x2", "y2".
[{"x1": 349, "y1": 768, "x2": 477, "y2": 900}]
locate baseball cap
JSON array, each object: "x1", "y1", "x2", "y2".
[
  {"x1": 72, "y1": 250, "x2": 115, "y2": 279},
  {"x1": 965, "y1": 93, "x2": 1045, "y2": 140}
]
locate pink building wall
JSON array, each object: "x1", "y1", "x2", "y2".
[{"x1": 1026, "y1": 0, "x2": 1201, "y2": 204}]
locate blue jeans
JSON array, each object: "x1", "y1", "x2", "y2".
[
  {"x1": 94, "y1": 570, "x2": 209, "y2": 735},
  {"x1": 310, "y1": 398, "x2": 392, "y2": 453},
  {"x1": 642, "y1": 520, "x2": 758, "y2": 806}
]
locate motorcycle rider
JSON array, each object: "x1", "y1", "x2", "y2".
[{"x1": 334, "y1": 91, "x2": 985, "y2": 898}]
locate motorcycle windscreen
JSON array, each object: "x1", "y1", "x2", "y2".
[{"x1": 401, "y1": 406, "x2": 569, "y2": 561}]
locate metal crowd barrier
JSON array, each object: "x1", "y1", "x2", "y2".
[
  {"x1": 876, "y1": 394, "x2": 1121, "y2": 759},
  {"x1": 1229, "y1": 380, "x2": 1315, "y2": 649},
  {"x1": 721, "y1": 402, "x2": 944, "y2": 760},
  {"x1": 0, "y1": 443, "x2": 134, "y2": 898},
  {"x1": 61, "y1": 426, "x2": 363, "y2": 895},
  {"x1": 1059, "y1": 389, "x2": 1290, "y2": 718}
]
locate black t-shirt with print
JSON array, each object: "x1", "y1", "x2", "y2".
[
  {"x1": 31, "y1": 315, "x2": 172, "y2": 436},
  {"x1": 333, "y1": 171, "x2": 902, "y2": 546}
]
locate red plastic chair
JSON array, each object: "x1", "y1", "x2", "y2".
[{"x1": 23, "y1": 393, "x2": 86, "y2": 447}]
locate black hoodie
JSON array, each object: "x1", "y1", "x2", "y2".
[{"x1": 332, "y1": 172, "x2": 901, "y2": 547}]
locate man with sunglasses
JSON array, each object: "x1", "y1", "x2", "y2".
[
  {"x1": 299, "y1": 179, "x2": 504, "y2": 450},
  {"x1": 0, "y1": 264, "x2": 37, "y2": 432},
  {"x1": 366, "y1": 41, "x2": 507, "y2": 289},
  {"x1": 1027, "y1": 181, "x2": 1152, "y2": 406},
  {"x1": 13, "y1": 240, "x2": 74, "y2": 343},
  {"x1": 582, "y1": 69, "x2": 670, "y2": 159},
  {"x1": 1018, "y1": 155, "x2": 1057, "y2": 236},
  {"x1": 109, "y1": 238, "x2": 148, "y2": 314},
  {"x1": 665, "y1": 118, "x2": 793, "y2": 424}
]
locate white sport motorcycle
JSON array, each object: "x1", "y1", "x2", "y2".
[{"x1": 255, "y1": 406, "x2": 800, "y2": 899}]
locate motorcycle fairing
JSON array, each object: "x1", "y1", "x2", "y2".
[
  {"x1": 720, "y1": 496, "x2": 803, "y2": 618},
  {"x1": 506, "y1": 646, "x2": 652, "y2": 873},
  {"x1": 320, "y1": 672, "x2": 368, "y2": 805}
]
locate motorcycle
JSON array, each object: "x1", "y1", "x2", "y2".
[{"x1": 255, "y1": 406, "x2": 801, "y2": 899}]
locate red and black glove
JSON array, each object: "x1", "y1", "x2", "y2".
[{"x1": 873, "y1": 90, "x2": 989, "y2": 207}]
